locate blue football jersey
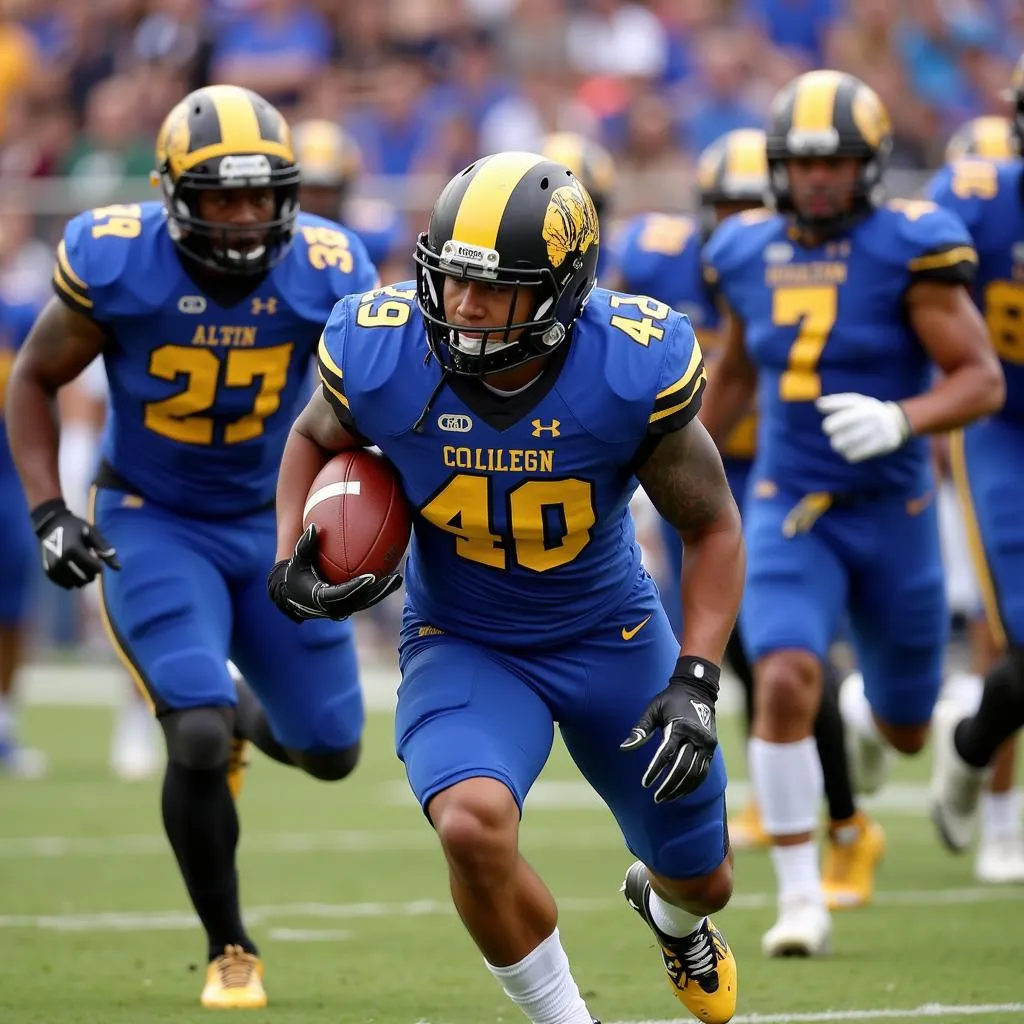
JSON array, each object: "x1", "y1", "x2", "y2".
[
  {"x1": 704, "y1": 201, "x2": 977, "y2": 494},
  {"x1": 612, "y1": 211, "x2": 759, "y2": 463},
  {"x1": 0, "y1": 297, "x2": 39, "y2": 480},
  {"x1": 926, "y1": 158, "x2": 1024, "y2": 421},
  {"x1": 344, "y1": 197, "x2": 407, "y2": 273},
  {"x1": 611, "y1": 213, "x2": 716, "y2": 330},
  {"x1": 53, "y1": 201, "x2": 378, "y2": 516},
  {"x1": 317, "y1": 284, "x2": 706, "y2": 649}
]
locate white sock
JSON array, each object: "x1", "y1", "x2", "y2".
[
  {"x1": 840, "y1": 673, "x2": 885, "y2": 745},
  {"x1": 647, "y1": 889, "x2": 704, "y2": 938},
  {"x1": 770, "y1": 842, "x2": 825, "y2": 906},
  {"x1": 747, "y1": 737, "x2": 823, "y2": 835},
  {"x1": 486, "y1": 928, "x2": 593, "y2": 1024},
  {"x1": 981, "y1": 789, "x2": 1022, "y2": 843}
]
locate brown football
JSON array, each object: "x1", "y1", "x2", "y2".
[{"x1": 302, "y1": 449, "x2": 412, "y2": 584}]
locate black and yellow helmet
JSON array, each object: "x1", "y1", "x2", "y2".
[
  {"x1": 414, "y1": 151, "x2": 599, "y2": 376},
  {"x1": 292, "y1": 119, "x2": 362, "y2": 193},
  {"x1": 945, "y1": 116, "x2": 1016, "y2": 162},
  {"x1": 539, "y1": 132, "x2": 615, "y2": 218},
  {"x1": 153, "y1": 85, "x2": 299, "y2": 275},
  {"x1": 697, "y1": 128, "x2": 768, "y2": 228},
  {"x1": 766, "y1": 70, "x2": 892, "y2": 231},
  {"x1": 1002, "y1": 54, "x2": 1024, "y2": 153}
]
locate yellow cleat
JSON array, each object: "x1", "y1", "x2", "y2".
[
  {"x1": 728, "y1": 800, "x2": 770, "y2": 851},
  {"x1": 822, "y1": 812, "x2": 886, "y2": 909},
  {"x1": 201, "y1": 944, "x2": 266, "y2": 1009},
  {"x1": 226, "y1": 738, "x2": 250, "y2": 801},
  {"x1": 623, "y1": 861, "x2": 737, "y2": 1023}
]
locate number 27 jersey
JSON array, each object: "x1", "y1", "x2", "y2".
[
  {"x1": 317, "y1": 285, "x2": 705, "y2": 649},
  {"x1": 53, "y1": 201, "x2": 377, "y2": 516}
]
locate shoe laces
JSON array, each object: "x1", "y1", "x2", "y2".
[
  {"x1": 675, "y1": 921, "x2": 717, "y2": 979},
  {"x1": 214, "y1": 945, "x2": 257, "y2": 988}
]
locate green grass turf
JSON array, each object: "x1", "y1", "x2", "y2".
[{"x1": 1, "y1": 705, "x2": 1022, "y2": 1024}]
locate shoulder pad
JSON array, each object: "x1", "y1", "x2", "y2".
[
  {"x1": 873, "y1": 200, "x2": 977, "y2": 286},
  {"x1": 317, "y1": 284, "x2": 425, "y2": 436},
  {"x1": 611, "y1": 214, "x2": 700, "y2": 295},
  {"x1": 53, "y1": 203, "x2": 169, "y2": 320},
  {"x1": 571, "y1": 291, "x2": 705, "y2": 442},
  {"x1": 278, "y1": 213, "x2": 381, "y2": 324}
]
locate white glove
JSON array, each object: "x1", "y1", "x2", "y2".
[{"x1": 815, "y1": 393, "x2": 911, "y2": 464}]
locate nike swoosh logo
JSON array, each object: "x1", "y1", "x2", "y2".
[{"x1": 621, "y1": 615, "x2": 652, "y2": 641}]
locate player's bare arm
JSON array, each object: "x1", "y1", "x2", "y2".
[
  {"x1": 636, "y1": 416, "x2": 744, "y2": 665},
  {"x1": 6, "y1": 297, "x2": 107, "y2": 508},
  {"x1": 902, "y1": 280, "x2": 1006, "y2": 433},
  {"x1": 274, "y1": 386, "x2": 365, "y2": 561},
  {"x1": 697, "y1": 305, "x2": 757, "y2": 447}
]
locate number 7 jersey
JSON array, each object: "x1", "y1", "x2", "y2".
[
  {"x1": 317, "y1": 285, "x2": 706, "y2": 648},
  {"x1": 53, "y1": 201, "x2": 378, "y2": 515},
  {"x1": 703, "y1": 201, "x2": 977, "y2": 494}
]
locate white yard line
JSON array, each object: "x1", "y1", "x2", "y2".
[
  {"x1": 2, "y1": 887, "x2": 1022, "y2": 933},
  {"x1": 610, "y1": 1005, "x2": 1024, "y2": 1024}
]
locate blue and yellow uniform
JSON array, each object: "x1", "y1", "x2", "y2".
[
  {"x1": 705, "y1": 199, "x2": 977, "y2": 724},
  {"x1": 927, "y1": 158, "x2": 1024, "y2": 647},
  {"x1": 53, "y1": 201, "x2": 377, "y2": 749},
  {"x1": 612, "y1": 212, "x2": 756, "y2": 632},
  {"x1": 317, "y1": 283, "x2": 729, "y2": 877},
  {"x1": 0, "y1": 297, "x2": 41, "y2": 625}
]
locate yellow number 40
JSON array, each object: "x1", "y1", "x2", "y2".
[{"x1": 773, "y1": 285, "x2": 837, "y2": 402}]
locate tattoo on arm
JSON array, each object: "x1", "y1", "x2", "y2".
[{"x1": 635, "y1": 418, "x2": 734, "y2": 540}]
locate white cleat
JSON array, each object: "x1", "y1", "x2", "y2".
[
  {"x1": 839, "y1": 672, "x2": 892, "y2": 796},
  {"x1": 929, "y1": 699, "x2": 987, "y2": 853},
  {"x1": 975, "y1": 835, "x2": 1024, "y2": 884},
  {"x1": 761, "y1": 898, "x2": 832, "y2": 958}
]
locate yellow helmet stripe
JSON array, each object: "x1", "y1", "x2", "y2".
[
  {"x1": 791, "y1": 71, "x2": 842, "y2": 134},
  {"x1": 180, "y1": 87, "x2": 293, "y2": 172},
  {"x1": 725, "y1": 132, "x2": 766, "y2": 179},
  {"x1": 452, "y1": 152, "x2": 546, "y2": 249}
]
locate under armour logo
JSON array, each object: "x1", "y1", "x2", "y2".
[
  {"x1": 691, "y1": 700, "x2": 712, "y2": 731},
  {"x1": 42, "y1": 527, "x2": 64, "y2": 563},
  {"x1": 531, "y1": 418, "x2": 560, "y2": 437},
  {"x1": 251, "y1": 297, "x2": 278, "y2": 315}
]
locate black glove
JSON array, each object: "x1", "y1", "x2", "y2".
[
  {"x1": 620, "y1": 655, "x2": 720, "y2": 803},
  {"x1": 267, "y1": 524, "x2": 402, "y2": 623},
  {"x1": 30, "y1": 498, "x2": 120, "y2": 590}
]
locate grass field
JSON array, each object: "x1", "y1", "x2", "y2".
[{"x1": 2, "y1": 697, "x2": 1024, "y2": 1024}]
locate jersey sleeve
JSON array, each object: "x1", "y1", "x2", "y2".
[
  {"x1": 886, "y1": 198, "x2": 978, "y2": 288},
  {"x1": 610, "y1": 214, "x2": 698, "y2": 295},
  {"x1": 647, "y1": 314, "x2": 707, "y2": 437},
  {"x1": 52, "y1": 209, "x2": 136, "y2": 322},
  {"x1": 316, "y1": 297, "x2": 361, "y2": 434},
  {"x1": 292, "y1": 217, "x2": 381, "y2": 323}
]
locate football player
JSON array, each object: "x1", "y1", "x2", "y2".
[
  {"x1": 6, "y1": 86, "x2": 382, "y2": 1008},
  {"x1": 609, "y1": 128, "x2": 876, "y2": 904},
  {"x1": 926, "y1": 61, "x2": 1024, "y2": 881},
  {"x1": 700, "y1": 71, "x2": 1004, "y2": 956},
  {"x1": 292, "y1": 119, "x2": 409, "y2": 284},
  {"x1": 271, "y1": 152, "x2": 744, "y2": 1023},
  {"x1": 0, "y1": 294, "x2": 46, "y2": 777}
]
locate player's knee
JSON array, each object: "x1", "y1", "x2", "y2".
[
  {"x1": 160, "y1": 707, "x2": 234, "y2": 771},
  {"x1": 880, "y1": 722, "x2": 928, "y2": 755},
  {"x1": 430, "y1": 779, "x2": 519, "y2": 886},
  {"x1": 755, "y1": 651, "x2": 820, "y2": 725},
  {"x1": 289, "y1": 741, "x2": 361, "y2": 781}
]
